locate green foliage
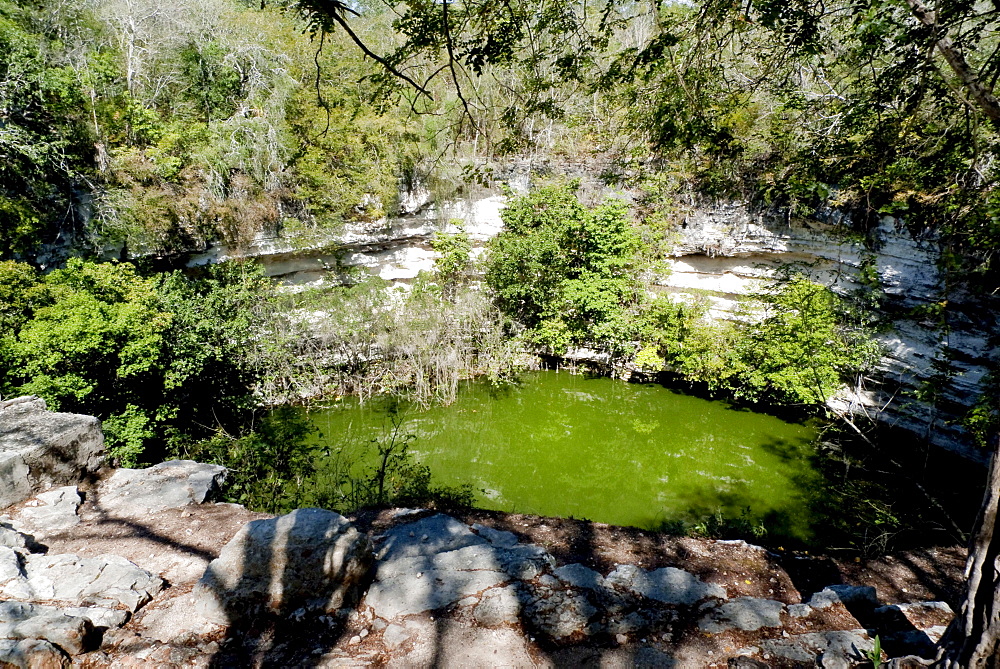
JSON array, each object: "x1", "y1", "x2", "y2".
[
  {"x1": 431, "y1": 225, "x2": 472, "y2": 300},
  {"x1": 485, "y1": 182, "x2": 642, "y2": 354},
  {"x1": 633, "y1": 278, "x2": 880, "y2": 408},
  {"x1": 3, "y1": 259, "x2": 171, "y2": 416},
  {"x1": 176, "y1": 406, "x2": 316, "y2": 513},
  {"x1": 732, "y1": 278, "x2": 881, "y2": 405},
  {"x1": 0, "y1": 4, "x2": 91, "y2": 255},
  {"x1": 866, "y1": 634, "x2": 883, "y2": 667},
  {"x1": 0, "y1": 258, "x2": 282, "y2": 465},
  {"x1": 686, "y1": 507, "x2": 768, "y2": 542},
  {"x1": 303, "y1": 406, "x2": 475, "y2": 513},
  {"x1": 964, "y1": 370, "x2": 1000, "y2": 450}
]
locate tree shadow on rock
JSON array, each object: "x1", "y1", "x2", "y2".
[{"x1": 201, "y1": 508, "x2": 373, "y2": 667}]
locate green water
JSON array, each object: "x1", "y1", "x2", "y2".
[{"x1": 306, "y1": 371, "x2": 820, "y2": 540}]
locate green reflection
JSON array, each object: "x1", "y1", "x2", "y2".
[{"x1": 306, "y1": 371, "x2": 820, "y2": 541}]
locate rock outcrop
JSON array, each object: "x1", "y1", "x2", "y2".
[
  {"x1": 193, "y1": 507, "x2": 373, "y2": 624},
  {"x1": 97, "y1": 460, "x2": 226, "y2": 516},
  {"x1": 0, "y1": 465, "x2": 959, "y2": 668},
  {"x1": 0, "y1": 397, "x2": 104, "y2": 508},
  {"x1": 0, "y1": 405, "x2": 964, "y2": 665}
]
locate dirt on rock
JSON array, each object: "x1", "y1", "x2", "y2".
[{"x1": 353, "y1": 507, "x2": 968, "y2": 609}]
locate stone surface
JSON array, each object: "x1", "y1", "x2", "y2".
[
  {"x1": 367, "y1": 544, "x2": 508, "y2": 619},
  {"x1": 60, "y1": 606, "x2": 129, "y2": 630},
  {"x1": 471, "y1": 523, "x2": 519, "y2": 548},
  {"x1": 0, "y1": 521, "x2": 40, "y2": 553},
  {"x1": 376, "y1": 513, "x2": 486, "y2": 561},
  {"x1": 756, "y1": 630, "x2": 874, "y2": 665},
  {"x1": 15, "y1": 487, "x2": 81, "y2": 533},
  {"x1": 473, "y1": 586, "x2": 522, "y2": 627},
  {"x1": 554, "y1": 563, "x2": 606, "y2": 592},
  {"x1": 96, "y1": 460, "x2": 226, "y2": 515},
  {"x1": 699, "y1": 597, "x2": 786, "y2": 633},
  {"x1": 808, "y1": 585, "x2": 878, "y2": 610},
  {"x1": 0, "y1": 398, "x2": 104, "y2": 509},
  {"x1": 606, "y1": 564, "x2": 727, "y2": 605},
  {"x1": 0, "y1": 638, "x2": 69, "y2": 668},
  {"x1": 873, "y1": 600, "x2": 954, "y2": 629},
  {"x1": 384, "y1": 618, "x2": 536, "y2": 669},
  {"x1": 0, "y1": 601, "x2": 94, "y2": 656},
  {"x1": 523, "y1": 587, "x2": 598, "y2": 639},
  {"x1": 0, "y1": 551, "x2": 163, "y2": 612},
  {"x1": 194, "y1": 508, "x2": 372, "y2": 624}
]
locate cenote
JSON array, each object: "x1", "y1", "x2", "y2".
[{"x1": 304, "y1": 370, "x2": 825, "y2": 543}]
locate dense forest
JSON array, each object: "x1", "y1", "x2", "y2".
[{"x1": 3, "y1": 0, "x2": 1000, "y2": 662}]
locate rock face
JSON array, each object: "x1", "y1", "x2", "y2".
[
  {"x1": 96, "y1": 460, "x2": 226, "y2": 516},
  {"x1": 652, "y1": 205, "x2": 997, "y2": 461},
  {"x1": 0, "y1": 517, "x2": 162, "y2": 662},
  {"x1": 193, "y1": 508, "x2": 373, "y2": 624},
  {"x1": 0, "y1": 397, "x2": 104, "y2": 508}
]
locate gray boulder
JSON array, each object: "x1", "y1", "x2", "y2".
[
  {"x1": 15, "y1": 487, "x2": 81, "y2": 533},
  {"x1": 96, "y1": 460, "x2": 226, "y2": 515},
  {"x1": 698, "y1": 597, "x2": 785, "y2": 633},
  {"x1": 0, "y1": 601, "x2": 95, "y2": 656},
  {"x1": 0, "y1": 397, "x2": 104, "y2": 509},
  {"x1": 554, "y1": 563, "x2": 606, "y2": 592},
  {"x1": 605, "y1": 564, "x2": 727, "y2": 605},
  {"x1": 0, "y1": 638, "x2": 68, "y2": 668},
  {"x1": 756, "y1": 630, "x2": 875, "y2": 667},
  {"x1": 808, "y1": 585, "x2": 879, "y2": 610},
  {"x1": 194, "y1": 508, "x2": 372, "y2": 624},
  {"x1": 367, "y1": 543, "x2": 508, "y2": 619},
  {"x1": 376, "y1": 514, "x2": 484, "y2": 561},
  {"x1": 0, "y1": 521, "x2": 40, "y2": 553}
]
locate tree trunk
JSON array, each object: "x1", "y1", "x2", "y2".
[
  {"x1": 936, "y1": 435, "x2": 1000, "y2": 667},
  {"x1": 903, "y1": 0, "x2": 1000, "y2": 132}
]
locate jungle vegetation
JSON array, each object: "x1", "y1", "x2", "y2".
[{"x1": 3, "y1": 0, "x2": 1000, "y2": 661}]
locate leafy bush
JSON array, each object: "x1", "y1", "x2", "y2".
[
  {"x1": 485, "y1": 181, "x2": 642, "y2": 354},
  {"x1": 0, "y1": 258, "x2": 283, "y2": 465},
  {"x1": 174, "y1": 406, "x2": 316, "y2": 513}
]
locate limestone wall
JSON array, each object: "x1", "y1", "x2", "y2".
[{"x1": 151, "y1": 177, "x2": 996, "y2": 460}]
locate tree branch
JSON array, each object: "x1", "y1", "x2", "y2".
[
  {"x1": 904, "y1": 0, "x2": 1000, "y2": 131},
  {"x1": 327, "y1": 11, "x2": 432, "y2": 99}
]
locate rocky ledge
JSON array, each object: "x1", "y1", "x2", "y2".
[{"x1": 0, "y1": 398, "x2": 965, "y2": 667}]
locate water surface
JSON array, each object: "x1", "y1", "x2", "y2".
[{"x1": 306, "y1": 371, "x2": 820, "y2": 540}]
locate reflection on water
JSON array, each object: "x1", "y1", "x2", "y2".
[{"x1": 306, "y1": 371, "x2": 820, "y2": 542}]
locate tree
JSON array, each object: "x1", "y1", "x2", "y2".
[
  {"x1": 485, "y1": 181, "x2": 640, "y2": 355},
  {"x1": 936, "y1": 439, "x2": 1000, "y2": 666}
]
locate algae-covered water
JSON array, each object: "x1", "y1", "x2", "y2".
[{"x1": 306, "y1": 371, "x2": 820, "y2": 541}]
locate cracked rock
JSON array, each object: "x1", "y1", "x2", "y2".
[
  {"x1": 0, "y1": 601, "x2": 95, "y2": 656},
  {"x1": 699, "y1": 597, "x2": 785, "y2": 633},
  {"x1": 606, "y1": 564, "x2": 727, "y2": 606},
  {"x1": 367, "y1": 545, "x2": 508, "y2": 619},
  {"x1": 0, "y1": 638, "x2": 69, "y2": 668},
  {"x1": 524, "y1": 588, "x2": 598, "y2": 640},
  {"x1": 473, "y1": 586, "x2": 522, "y2": 626},
  {"x1": 0, "y1": 551, "x2": 162, "y2": 612},
  {"x1": 15, "y1": 487, "x2": 81, "y2": 533},
  {"x1": 96, "y1": 460, "x2": 226, "y2": 515},
  {"x1": 757, "y1": 630, "x2": 874, "y2": 665},
  {"x1": 0, "y1": 522, "x2": 39, "y2": 554}
]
